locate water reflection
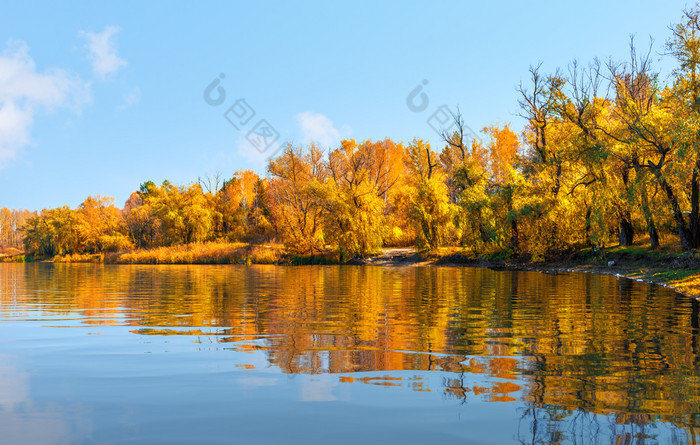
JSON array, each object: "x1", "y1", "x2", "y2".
[
  {"x1": 1, "y1": 263, "x2": 699, "y2": 443},
  {"x1": 0, "y1": 353, "x2": 91, "y2": 445}
]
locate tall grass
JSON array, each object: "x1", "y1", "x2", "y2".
[
  {"x1": 107, "y1": 242, "x2": 284, "y2": 265},
  {"x1": 54, "y1": 253, "x2": 104, "y2": 263}
]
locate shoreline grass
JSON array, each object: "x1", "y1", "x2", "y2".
[
  {"x1": 105, "y1": 242, "x2": 285, "y2": 265},
  {"x1": 54, "y1": 253, "x2": 104, "y2": 263}
]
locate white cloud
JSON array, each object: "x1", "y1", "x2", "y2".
[
  {"x1": 295, "y1": 111, "x2": 341, "y2": 148},
  {"x1": 80, "y1": 26, "x2": 127, "y2": 79},
  {"x1": 0, "y1": 103, "x2": 32, "y2": 165},
  {"x1": 119, "y1": 86, "x2": 140, "y2": 109},
  {"x1": 0, "y1": 41, "x2": 89, "y2": 168}
]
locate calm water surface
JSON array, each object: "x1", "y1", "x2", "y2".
[{"x1": 0, "y1": 263, "x2": 699, "y2": 444}]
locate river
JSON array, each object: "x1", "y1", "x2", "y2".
[{"x1": 0, "y1": 263, "x2": 698, "y2": 444}]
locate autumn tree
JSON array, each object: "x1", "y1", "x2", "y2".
[
  {"x1": 0, "y1": 207, "x2": 34, "y2": 248},
  {"x1": 124, "y1": 186, "x2": 161, "y2": 248},
  {"x1": 268, "y1": 143, "x2": 327, "y2": 254},
  {"x1": 244, "y1": 178, "x2": 273, "y2": 240},
  {"x1": 603, "y1": 39, "x2": 699, "y2": 250},
  {"x1": 317, "y1": 139, "x2": 399, "y2": 258},
  {"x1": 392, "y1": 138, "x2": 457, "y2": 250},
  {"x1": 23, "y1": 207, "x2": 82, "y2": 256},
  {"x1": 76, "y1": 196, "x2": 132, "y2": 253},
  {"x1": 665, "y1": 5, "x2": 700, "y2": 248}
]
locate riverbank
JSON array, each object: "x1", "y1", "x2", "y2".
[
  {"x1": 330, "y1": 245, "x2": 700, "y2": 300},
  {"x1": 4, "y1": 242, "x2": 698, "y2": 299},
  {"x1": 0, "y1": 246, "x2": 24, "y2": 262},
  {"x1": 430, "y1": 246, "x2": 700, "y2": 300}
]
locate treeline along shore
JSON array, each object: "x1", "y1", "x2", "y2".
[{"x1": 2, "y1": 6, "x2": 700, "y2": 297}]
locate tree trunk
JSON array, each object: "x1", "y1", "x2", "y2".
[
  {"x1": 618, "y1": 212, "x2": 635, "y2": 246},
  {"x1": 618, "y1": 167, "x2": 634, "y2": 246},
  {"x1": 639, "y1": 183, "x2": 659, "y2": 249},
  {"x1": 654, "y1": 169, "x2": 694, "y2": 249},
  {"x1": 510, "y1": 219, "x2": 519, "y2": 253},
  {"x1": 647, "y1": 217, "x2": 660, "y2": 249},
  {"x1": 585, "y1": 206, "x2": 592, "y2": 246},
  {"x1": 690, "y1": 160, "x2": 700, "y2": 248}
]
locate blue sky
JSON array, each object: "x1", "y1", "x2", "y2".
[{"x1": 0, "y1": 1, "x2": 691, "y2": 210}]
